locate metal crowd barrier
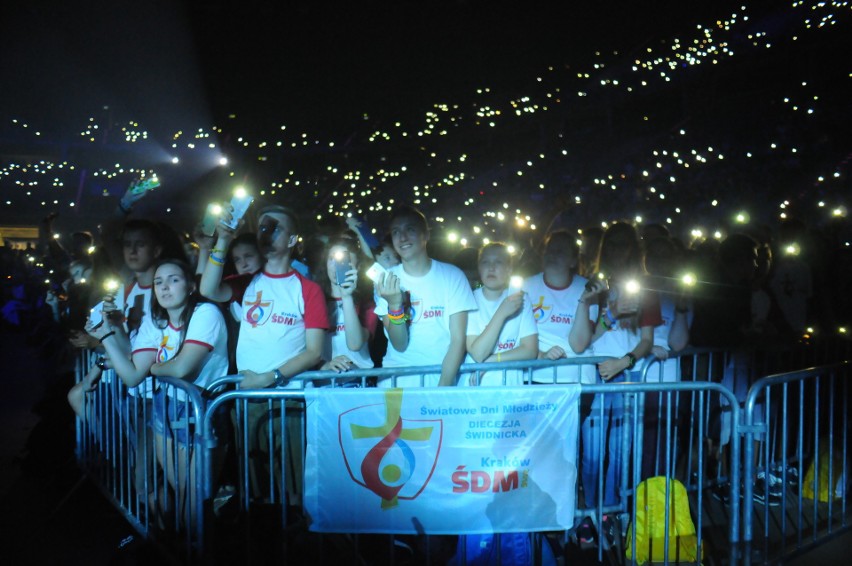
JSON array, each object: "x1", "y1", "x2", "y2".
[
  {"x1": 195, "y1": 357, "x2": 743, "y2": 565},
  {"x1": 73, "y1": 342, "x2": 850, "y2": 565},
  {"x1": 74, "y1": 357, "x2": 210, "y2": 563},
  {"x1": 740, "y1": 361, "x2": 851, "y2": 565}
]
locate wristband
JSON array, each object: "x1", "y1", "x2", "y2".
[
  {"x1": 118, "y1": 201, "x2": 132, "y2": 215},
  {"x1": 387, "y1": 306, "x2": 405, "y2": 317},
  {"x1": 99, "y1": 331, "x2": 116, "y2": 343},
  {"x1": 625, "y1": 352, "x2": 637, "y2": 370},
  {"x1": 210, "y1": 248, "x2": 226, "y2": 255},
  {"x1": 389, "y1": 316, "x2": 407, "y2": 326},
  {"x1": 272, "y1": 369, "x2": 286, "y2": 387},
  {"x1": 496, "y1": 352, "x2": 502, "y2": 362},
  {"x1": 208, "y1": 254, "x2": 224, "y2": 266},
  {"x1": 605, "y1": 308, "x2": 618, "y2": 327},
  {"x1": 599, "y1": 307, "x2": 618, "y2": 330}
]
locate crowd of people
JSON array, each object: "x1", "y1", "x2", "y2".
[{"x1": 0, "y1": 178, "x2": 848, "y2": 557}]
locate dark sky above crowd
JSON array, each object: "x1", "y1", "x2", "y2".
[{"x1": 1, "y1": 0, "x2": 734, "y2": 136}]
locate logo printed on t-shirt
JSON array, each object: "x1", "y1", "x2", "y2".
[
  {"x1": 421, "y1": 306, "x2": 444, "y2": 319},
  {"x1": 408, "y1": 298, "x2": 422, "y2": 323},
  {"x1": 531, "y1": 296, "x2": 552, "y2": 322},
  {"x1": 157, "y1": 334, "x2": 174, "y2": 362},
  {"x1": 244, "y1": 291, "x2": 274, "y2": 328},
  {"x1": 549, "y1": 312, "x2": 574, "y2": 325}
]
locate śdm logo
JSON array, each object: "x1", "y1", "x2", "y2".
[
  {"x1": 243, "y1": 291, "x2": 273, "y2": 328},
  {"x1": 339, "y1": 389, "x2": 442, "y2": 509},
  {"x1": 531, "y1": 296, "x2": 551, "y2": 321}
]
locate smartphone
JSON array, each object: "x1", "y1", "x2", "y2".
[
  {"x1": 89, "y1": 301, "x2": 105, "y2": 329},
  {"x1": 584, "y1": 272, "x2": 608, "y2": 293},
  {"x1": 103, "y1": 279, "x2": 120, "y2": 297},
  {"x1": 130, "y1": 176, "x2": 161, "y2": 195},
  {"x1": 333, "y1": 251, "x2": 352, "y2": 286},
  {"x1": 201, "y1": 203, "x2": 223, "y2": 237},
  {"x1": 224, "y1": 187, "x2": 253, "y2": 230},
  {"x1": 365, "y1": 262, "x2": 387, "y2": 284}
]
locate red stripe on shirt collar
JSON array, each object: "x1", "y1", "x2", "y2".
[{"x1": 262, "y1": 270, "x2": 296, "y2": 279}]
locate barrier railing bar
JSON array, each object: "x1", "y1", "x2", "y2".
[
  {"x1": 813, "y1": 375, "x2": 820, "y2": 544},
  {"x1": 828, "y1": 372, "x2": 835, "y2": 535},
  {"x1": 843, "y1": 375, "x2": 848, "y2": 528}
]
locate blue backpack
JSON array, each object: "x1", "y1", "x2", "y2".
[{"x1": 451, "y1": 532, "x2": 557, "y2": 566}]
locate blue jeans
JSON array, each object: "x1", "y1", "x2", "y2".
[{"x1": 581, "y1": 372, "x2": 635, "y2": 508}]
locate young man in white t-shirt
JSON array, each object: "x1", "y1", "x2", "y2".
[
  {"x1": 68, "y1": 219, "x2": 164, "y2": 512},
  {"x1": 200, "y1": 203, "x2": 328, "y2": 505},
  {"x1": 523, "y1": 230, "x2": 598, "y2": 383},
  {"x1": 374, "y1": 205, "x2": 476, "y2": 387}
]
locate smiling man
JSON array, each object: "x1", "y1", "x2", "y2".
[{"x1": 374, "y1": 204, "x2": 477, "y2": 387}]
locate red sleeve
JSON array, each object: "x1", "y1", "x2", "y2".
[
  {"x1": 357, "y1": 299, "x2": 379, "y2": 338},
  {"x1": 639, "y1": 290, "x2": 663, "y2": 328},
  {"x1": 224, "y1": 273, "x2": 253, "y2": 305},
  {"x1": 299, "y1": 274, "x2": 330, "y2": 330}
]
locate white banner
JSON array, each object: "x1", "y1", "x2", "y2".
[{"x1": 304, "y1": 385, "x2": 580, "y2": 534}]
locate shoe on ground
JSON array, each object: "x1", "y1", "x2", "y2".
[
  {"x1": 770, "y1": 462, "x2": 800, "y2": 486},
  {"x1": 575, "y1": 516, "x2": 596, "y2": 548},
  {"x1": 711, "y1": 482, "x2": 731, "y2": 505},
  {"x1": 756, "y1": 470, "x2": 784, "y2": 498},
  {"x1": 601, "y1": 514, "x2": 620, "y2": 550},
  {"x1": 753, "y1": 481, "x2": 782, "y2": 506}
]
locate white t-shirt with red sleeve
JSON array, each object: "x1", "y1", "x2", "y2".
[
  {"x1": 227, "y1": 270, "x2": 329, "y2": 388},
  {"x1": 133, "y1": 303, "x2": 229, "y2": 400},
  {"x1": 523, "y1": 273, "x2": 599, "y2": 384},
  {"x1": 374, "y1": 259, "x2": 477, "y2": 387}
]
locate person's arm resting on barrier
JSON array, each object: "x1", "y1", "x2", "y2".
[
  {"x1": 150, "y1": 343, "x2": 210, "y2": 381},
  {"x1": 485, "y1": 334, "x2": 538, "y2": 363},
  {"x1": 240, "y1": 328, "x2": 325, "y2": 389},
  {"x1": 598, "y1": 326, "x2": 654, "y2": 380},
  {"x1": 98, "y1": 333, "x2": 156, "y2": 387}
]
